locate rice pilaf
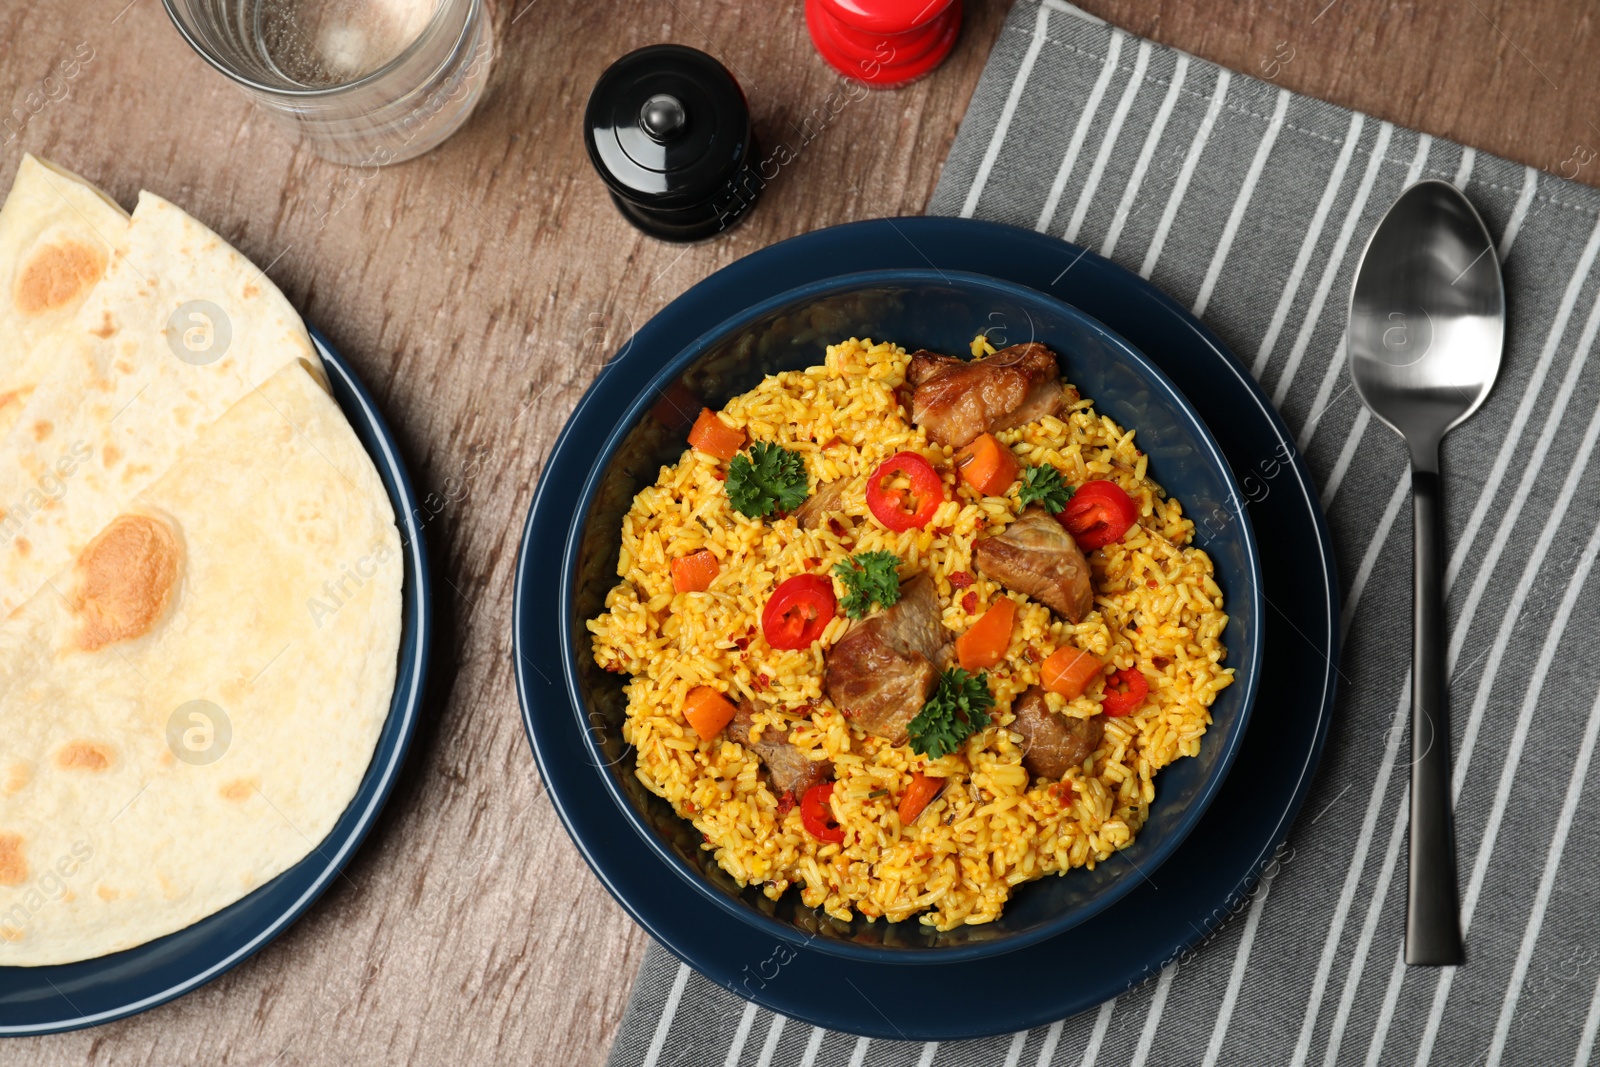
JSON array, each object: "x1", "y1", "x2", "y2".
[{"x1": 586, "y1": 337, "x2": 1232, "y2": 929}]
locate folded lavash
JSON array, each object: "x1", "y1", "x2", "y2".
[
  {"x1": 0, "y1": 176, "x2": 325, "y2": 617},
  {"x1": 0, "y1": 160, "x2": 399, "y2": 966},
  {"x1": 0, "y1": 155, "x2": 130, "y2": 435},
  {"x1": 0, "y1": 360, "x2": 401, "y2": 965}
]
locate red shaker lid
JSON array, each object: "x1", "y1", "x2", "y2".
[
  {"x1": 819, "y1": 0, "x2": 957, "y2": 33},
  {"x1": 806, "y1": 0, "x2": 961, "y2": 88}
]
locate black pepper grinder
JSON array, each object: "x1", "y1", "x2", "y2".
[{"x1": 584, "y1": 45, "x2": 762, "y2": 242}]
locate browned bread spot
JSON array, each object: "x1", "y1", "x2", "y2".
[
  {"x1": 72, "y1": 513, "x2": 182, "y2": 651},
  {"x1": 3, "y1": 763, "x2": 30, "y2": 795},
  {"x1": 0, "y1": 833, "x2": 28, "y2": 886},
  {"x1": 55, "y1": 740, "x2": 112, "y2": 772},
  {"x1": 219, "y1": 777, "x2": 258, "y2": 803},
  {"x1": 14, "y1": 239, "x2": 106, "y2": 315}
]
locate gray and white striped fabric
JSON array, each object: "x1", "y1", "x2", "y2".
[{"x1": 607, "y1": 2, "x2": 1600, "y2": 1063}]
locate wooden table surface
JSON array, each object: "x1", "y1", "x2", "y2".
[{"x1": 3, "y1": 0, "x2": 1596, "y2": 1062}]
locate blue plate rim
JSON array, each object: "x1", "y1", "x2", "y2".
[
  {"x1": 514, "y1": 215, "x2": 1340, "y2": 1038},
  {"x1": 555, "y1": 265, "x2": 1265, "y2": 964},
  {"x1": 0, "y1": 326, "x2": 432, "y2": 1036}
]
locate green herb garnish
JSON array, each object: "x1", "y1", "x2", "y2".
[
  {"x1": 832, "y1": 551, "x2": 903, "y2": 619},
  {"x1": 726, "y1": 441, "x2": 810, "y2": 519},
  {"x1": 1018, "y1": 465, "x2": 1074, "y2": 513},
  {"x1": 907, "y1": 668, "x2": 995, "y2": 759}
]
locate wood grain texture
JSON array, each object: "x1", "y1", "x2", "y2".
[{"x1": 0, "y1": 0, "x2": 1593, "y2": 1063}]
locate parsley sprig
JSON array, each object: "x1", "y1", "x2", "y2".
[
  {"x1": 1018, "y1": 465, "x2": 1074, "y2": 513},
  {"x1": 907, "y1": 668, "x2": 995, "y2": 759},
  {"x1": 832, "y1": 551, "x2": 903, "y2": 619},
  {"x1": 726, "y1": 441, "x2": 810, "y2": 519}
]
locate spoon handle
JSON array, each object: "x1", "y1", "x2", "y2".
[{"x1": 1407, "y1": 468, "x2": 1465, "y2": 965}]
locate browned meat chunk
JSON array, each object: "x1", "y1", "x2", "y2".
[
  {"x1": 904, "y1": 349, "x2": 952, "y2": 385},
  {"x1": 1010, "y1": 686, "x2": 1104, "y2": 779},
  {"x1": 907, "y1": 343, "x2": 1065, "y2": 448},
  {"x1": 794, "y1": 477, "x2": 848, "y2": 530},
  {"x1": 727, "y1": 699, "x2": 833, "y2": 798},
  {"x1": 972, "y1": 506, "x2": 1095, "y2": 622},
  {"x1": 824, "y1": 573, "x2": 948, "y2": 744}
]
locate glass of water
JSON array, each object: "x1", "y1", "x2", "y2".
[{"x1": 163, "y1": 0, "x2": 496, "y2": 165}]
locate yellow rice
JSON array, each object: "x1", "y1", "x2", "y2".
[{"x1": 586, "y1": 337, "x2": 1232, "y2": 929}]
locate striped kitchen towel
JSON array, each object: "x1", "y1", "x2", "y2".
[{"x1": 608, "y1": 2, "x2": 1600, "y2": 1064}]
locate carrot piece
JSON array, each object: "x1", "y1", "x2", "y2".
[
  {"x1": 953, "y1": 433, "x2": 1021, "y2": 496},
  {"x1": 683, "y1": 685, "x2": 738, "y2": 741},
  {"x1": 898, "y1": 772, "x2": 945, "y2": 825},
  {"x1": 955, "y1": 597, "x2": 1017, "y2": 671},
  {"x1": 687, "y1": 408, "x2": 746, "y2": 461},
  {"x1": 1041, "y1": 645, "x2": 1103, "y2": 699},
  {"x1": 670, "y1": 549, "x2": 720, "y2": 593}
]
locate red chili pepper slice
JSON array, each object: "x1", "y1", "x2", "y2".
[
  {"x1": 800, "y1": 782, "x2": 844, "y2": 843},
  {"x1": 1101, "y1": 668, "x2": 1149, "y2": 717},
  {"x1": 761, "y1": 573, "x2": 837, "y2": 650},
  {"x1": 1058, "y1": 479, "x2": 1140, "y2": 551},
  {"x1": 865, "y1": 452, "x2": 945, "y2": 532}
]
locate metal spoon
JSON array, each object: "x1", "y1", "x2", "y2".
[{"x1": 1348, "y1": 179, "x2": 1504, "y2": 966}]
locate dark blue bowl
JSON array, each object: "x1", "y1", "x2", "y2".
[
  {"x1": 0, "y1": 329, "x2": 431, "y2": 1034},
  {"x1": 561, "y1": 270, "x2": 1261, "y2": 964}
]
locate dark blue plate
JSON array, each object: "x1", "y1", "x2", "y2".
[
  {"x1": 515, "y1": 218, "x2": 1338, "y2": 1038},
  {"x1": 0, "y1": 329, "x2": 432, "y2": 1036},
  {"x1": 560, "y1": 269, "x2": 1263, "y2": 964}
]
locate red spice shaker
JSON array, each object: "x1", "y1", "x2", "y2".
[{"x1": 805, "y1": 0, "x2": 962, "y2": 88}]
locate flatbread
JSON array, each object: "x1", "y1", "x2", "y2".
[
  {"x1": 0, "y1": 155, "x2": 129, "y2": 433},
  {"x1": 0, "y1": 361, "x2": 400, "y2": 965},
  {"x1": 0, "y1": 190, "x2": 324, "y2": 616}
]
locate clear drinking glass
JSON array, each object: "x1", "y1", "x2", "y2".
[{"x1": 163, "y1": 0, "x2": 496, "y2": 165}]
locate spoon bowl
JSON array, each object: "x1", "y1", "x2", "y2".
[
  {"x1": 1348, "y1": 178, "x2": 1506, "y2": 967},
  {"x1": 1350, "y1": 180, "x2": 1505, "y2": 471}
]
